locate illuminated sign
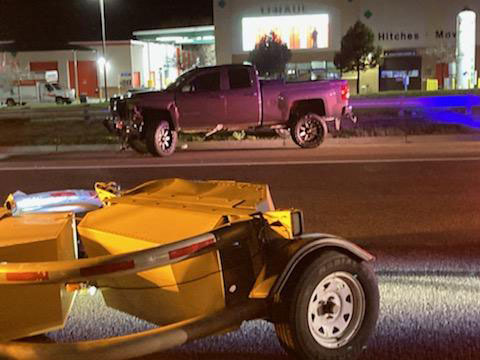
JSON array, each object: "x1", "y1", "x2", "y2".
[
  {"x1": 260, "y1": 4, "x2": 305, "y2": 15},
  {"x1": 242, "y1": 14, "x2": 329, "y2": 51}
]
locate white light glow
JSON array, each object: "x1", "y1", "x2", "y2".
[
  {"x1": 97, "y1": 57, "x2": 111, "y2": 72},
  {"x1": 242, "y1": 14, "x2": 329, "y2": 51},
  {"x1": 456, "y1": 9, "x2": 476, "y2": 89}
]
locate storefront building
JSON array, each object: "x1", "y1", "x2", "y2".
[
  {"x1": 213, "y1": 0, "x2": 480, "y2": 93},
  {"x1": 0, "y1": 26, "x2": 215, "y2": 101},
  {"x1": 0, "y1": 40, "x2": 168, "y2": 99}
]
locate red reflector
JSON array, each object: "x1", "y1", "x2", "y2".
[
  {"x1": 50, "y1": 191, "x2": 77, "y2": 197},
  {"x1": 341, "y1": 84, "x2": 350, "y2": 101},
  {"x1": 6, "y1": 271, "x2": 49, "y2": 282},
  {"x1": 168, "y1": 238, "x2": 215, "y2": 260},
  {"x1": 80, "y1": 260, "x2": 135, "y2": 277}
]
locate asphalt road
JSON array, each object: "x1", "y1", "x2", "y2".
[{"x1": 2, "y1": 139, "x2": 480, "y2": 360}]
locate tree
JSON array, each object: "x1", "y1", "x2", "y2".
[
  {"x1": 248, "y1": 32, "x2": 292, "y2": 78},
  {"x1": 334, "y1": 21, "x2": 382, "y2": 94}
]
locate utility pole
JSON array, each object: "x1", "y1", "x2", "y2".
[{"x1": 99, "y1": 0, "x2": 108, "y2": 101}]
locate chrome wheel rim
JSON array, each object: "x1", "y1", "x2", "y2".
[
  {"x1": 154, "y1": 124, "x2": 172, "y2": 152},
  {"x1": 297, "y1": 115, "x2": 320, "y2": 143},
  {"x1": 307, "y1": 271, "x2": 365, "y2": 349}
]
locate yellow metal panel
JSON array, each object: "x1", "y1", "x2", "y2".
[
  {"x1": 0, "y1": 213, "x2": 76, "y2": 341},
  {"x1": 249, "y1": 265, "x2": 279, "y2": 299},
  {"x1": 78, "y1": 204, "x2": 225, "y2": 247},
  {"x1": 78, "y1": 200, "x2": 227, "y2": 325},
  {"x1": 120, "y1": 178, "x2": 275, "y2": 214},
  {"x1": 98, "y1": 252, "x2": 225, "y2": 326},
  {"x1": 264, "y1": 210, "x2": 296, "y2": 239}
]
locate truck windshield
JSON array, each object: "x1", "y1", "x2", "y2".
[{"x1": 52, "y1": 83, "x2": 62, "y2": 90}]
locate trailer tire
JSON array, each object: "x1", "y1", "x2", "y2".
[
  {"x1": 290, "y1": 113, "x2": 324, "y2": 148},
  {"x1": 274, "y1": 251, "x2": 379, "y2": 360},
  {"x1": 145, "y1": 119, "x2": 177, "y2": 157},
  {"x1": 6, "y1": 98, "x2": 15, "y2": 107}
]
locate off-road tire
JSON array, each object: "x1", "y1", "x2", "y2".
[
  {"x1": 290, "y1": 113, "x2": 325, "y2": 148},
  {"x1": 145, "y1": 119, "x2": 178, "y2": 157}
]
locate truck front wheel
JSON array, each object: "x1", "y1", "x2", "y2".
[
  {"x1": 145, "y1": 119, "x2": 178, "y2": 157},
  {"x1": 291, "y1": 113, "x2": 325, "y2": 148},
  {"x1": 6, "y1": 98, "x2": 15, "y2": 107},
  {"x1": 274, "y1": 251, "x2": 379, "y2": 360}
]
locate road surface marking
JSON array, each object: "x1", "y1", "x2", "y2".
[{"x1": 1, "y1": 156, "x2": 480, "y2": 171}]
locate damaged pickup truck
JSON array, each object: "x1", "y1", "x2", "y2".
[{"x1": 105, "y1": 64, "x2": 356, "y2": 156}]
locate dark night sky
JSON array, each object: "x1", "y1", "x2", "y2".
[{"x1": 0, "y1": 0, "x2": 213, "y2": 45}]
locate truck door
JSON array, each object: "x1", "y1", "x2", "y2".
[
  {"x1": 42, "y1": 83, "x2": 55, "y2": 103},
  {"x1": 175, "y1": 69, "x2": 226, "y2": 129},
  {"x1": 224, "y1": 67, "x2": 260, "y2": 126}
]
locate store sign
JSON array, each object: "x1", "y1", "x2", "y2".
[
  {"x1": 435, "y1": 30, "x2": 456, "y2": 39},
  {"x1": 378, "y1": 30, "x2": 457, "y2": 42},
  {"x1": 260, "y1": 4, "x2": 305, "y2": 15},
  {"x1": 242, "y1": 14, "x2": 329, "y2": 51},
  {"x1": 378, "y1": 32, "x2": 420, "y2": 41}
]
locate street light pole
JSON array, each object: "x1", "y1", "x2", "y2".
[{"x1": 99, "y1": 0, "x2": 108, "y2": 101}]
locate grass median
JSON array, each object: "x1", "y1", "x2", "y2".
[
  {"x1": 0, "y1": 119, "x2": 118, "y2": 146},
  {"x1": 0, "y1": 110, "x2": 478, "y2": 147}
]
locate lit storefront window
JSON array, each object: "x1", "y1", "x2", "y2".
[{"x1": 242, "y1": 14, "x2": 329, "y2": 51}]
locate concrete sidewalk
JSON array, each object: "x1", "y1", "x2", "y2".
[{"x1": 1, "y1": 134, "x2": 480, "y2": 159}]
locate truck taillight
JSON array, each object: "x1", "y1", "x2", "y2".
[{"x1": 341, "y1": 83, "x2": 350, "y2": 101}]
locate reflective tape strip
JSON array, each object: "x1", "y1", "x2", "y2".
[
  {"x1": 50, "y1": 191, "x2": 77, "y2": 197},
  {"x1": 6, "y1": 271, "x2": 49, "y2": 282},
  {"x1": 168, "y1": 238, "x2": 215, "y2": 260},
  {"x1": 0, "y1": 233, "x2": 217, "y2": 285}
]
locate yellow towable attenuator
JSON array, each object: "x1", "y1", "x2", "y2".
[{"x1": 0, "y1": 178, "x2": 379, "y2": 360}]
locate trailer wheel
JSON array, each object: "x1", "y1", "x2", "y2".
[
  {"x1": 274, "y1": 251, "x2": 379, "y2": 360},
  {"x1": 145, "y1": 119, "x2": 177, "y2": 157},
  {"x1": 290, "y1": 113, "x2": 324, "y2": 148},
  {"x1": 6, "y1": 98, "x2": 15, "y2": 107}
]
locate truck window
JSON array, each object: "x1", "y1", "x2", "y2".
[
  {"x1": 191, "y1": 72, "x2": 220, "y2": 92},
  {"x1": 228, "y1": 68, "x2": 251, "y2": 89},
  {"x1": 45, "y1": 83, "x2": 54, "y2": 92}
]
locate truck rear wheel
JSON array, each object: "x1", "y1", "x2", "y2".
[
  {"x1": 145, "y1": 119, "x2": 177, "y2": 157},
  {"x1": 291, "y1": 113, "x2": 325, "y2": 148},
  {"x1": 274, "y1": 251, "x2": 379, "y2": 360}
]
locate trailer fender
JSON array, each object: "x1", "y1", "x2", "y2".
[{"x1": 270, "y1": 233, "x2": 375, "y2": 299}]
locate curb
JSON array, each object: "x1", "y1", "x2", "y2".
[{"x1": 0, "y1": 144, "x2": 121, "y2": 156}]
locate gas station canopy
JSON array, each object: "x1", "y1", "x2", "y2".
[{"x1": 133, "y1": 25, "x2": 215, "y2": 45}]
